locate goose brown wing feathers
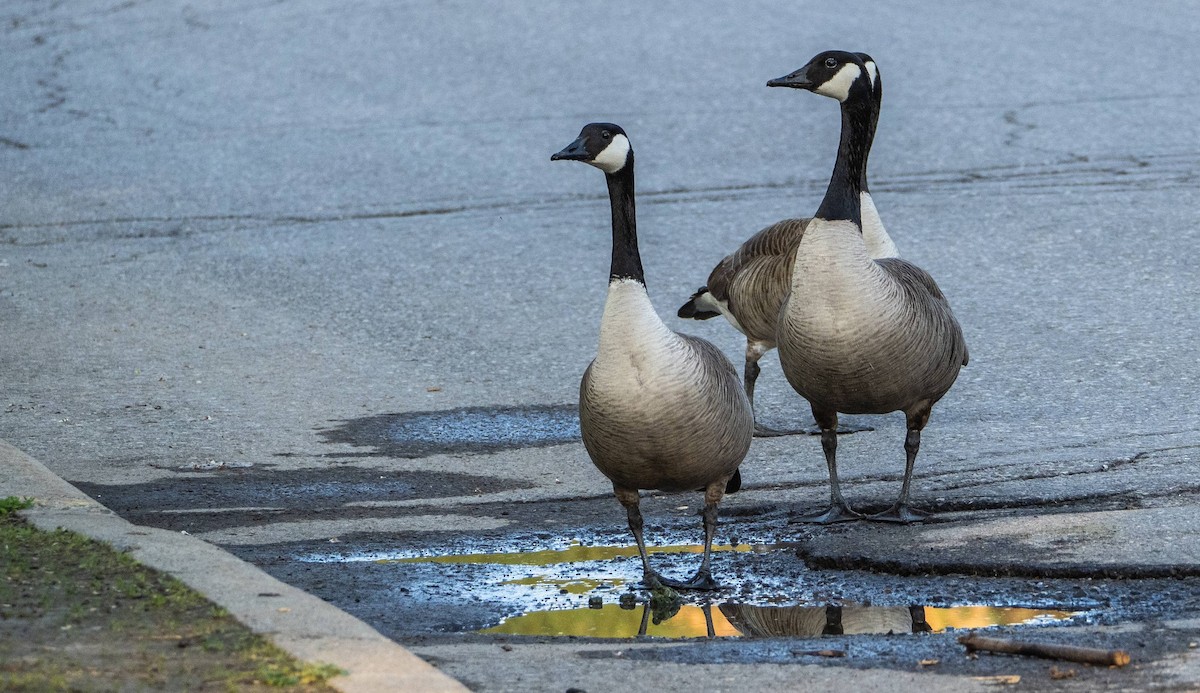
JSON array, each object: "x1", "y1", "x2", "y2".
[{"x1": 875, "y1": 257, "x2": 970, "y2": 368}]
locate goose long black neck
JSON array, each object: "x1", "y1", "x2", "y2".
[
  {"x1": 815, "y1": 93, "x2": 872, "y2": 226},
  {"x1": 604, "y1": 155, "x2": 645, "y2": 285},
  {"x1": 861, "y1": 73, "x2": 881, "y2": 194}
]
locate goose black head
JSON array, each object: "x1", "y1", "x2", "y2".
[
  {"x1": 767, "y1": 50, "x2": 871, "y2": 103},
  {"x1": 551, "y1": 122, "x2": 632, "y2": 174}
]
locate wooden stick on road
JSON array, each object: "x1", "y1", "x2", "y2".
[{"x1": 959, "y1": 633, "x2": 1131, "y2": 667}]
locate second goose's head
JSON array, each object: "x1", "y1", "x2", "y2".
[
  {"x1": 551, "y1": 122, "x2": 632, "y2": 174},
  {"x1": 767, "y1": 50, "x2": 872, "y2": 103},
  {"x1": 855, "y1": 52, "x2": 879, "y2": 91}
]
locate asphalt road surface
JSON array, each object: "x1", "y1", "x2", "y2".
[{"x1": 3, "y1": 2, "x2": 1200, "y2": 691}]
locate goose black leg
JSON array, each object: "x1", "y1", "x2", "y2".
[
  {"x1": 745, "y1": 344, "x2": 801, "y2": 437},
  {"x1": 822, "y1": 604, "x2": 845, "y2": 635},
  {"x1": 616, "y1": 487, "x2": 670, "y2": 589},
  {"x1": 871, "y1": 409, "x2": 933, "y2": 523},
  {"x1": 746, "y1": 345, "x2": 874, "y2": 438},
  {"x1": 793, "y1": 409, "x2": 863, "y2": 524},
  {"x1": 910, "y1": 605, "x2": 933, "y2": 633},
  {"x1": 659, "y1": 480, "x2": 725, "y2": 590}
]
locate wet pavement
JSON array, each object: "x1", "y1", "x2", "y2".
[
  {"x1": 70, "y1": 456, "x2": 1200, "y2": 690},
  {"x1": 4, "y1": 1, "x2": 1200, "y2": 691}
]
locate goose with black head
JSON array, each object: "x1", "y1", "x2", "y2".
[
  {"x1": 552, "y1": 123, "x2": 754, "y2": 589},
  {"x1": 769, "y1": 51, "x2": 969, "y2": 524},
  {"x1": 677, "y1": 53, "x2": 897, "y2": 438}
]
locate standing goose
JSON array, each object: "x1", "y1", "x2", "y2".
[
  {"x1": 769, "y1": 51, "x2": 968, "y2": 524},
  {"x1": 678, "y1": 53, "x2": 897, "y2": 437},
  {"x1": 552, "y1": 123, "x2": 754, "y2": 589}
]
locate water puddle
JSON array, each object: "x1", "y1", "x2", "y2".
[
  {"x1": 317, "y1": 404, "x2": 580, "y2": 458},
  {"x1": 369, "y1": 541, "x2": 766, "y2": 566},
  {"x1": 306, "y1": 541, "x2": 1085, "y2": 639}
]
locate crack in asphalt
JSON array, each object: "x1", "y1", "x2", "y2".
[
  {"x1": 947, "y1": 428, "x2": 1200, "y2": 466},
  {"x1": 115, "y1": 476, "x2": 1194, "y2": 540},
  {"x1": 740, "y1": 444, "x2": 1195, "y2": 501},
  {"x1": 2, "y1": 152, "x2": 1196, "y2": 240},
  {"x1": 924, "y1": 451, "x2": 1164, "y2": 493},
  {"x1": 797, "y1": 541, "x2": 1200, "y2": 580},
  {"x1": 0, "y1": 205, "x2": 506, "y2": 235},
  {"x1": 0, "y1": 136, "x2": 31, "y2": 149}
]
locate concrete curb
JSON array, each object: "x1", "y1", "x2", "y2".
[{"x1": 0, "y1": 439, "x2": 469, "y2": 693}]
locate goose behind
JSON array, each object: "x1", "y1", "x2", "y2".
[
  {"x1": 552, "y1": 123, "x2": 754, "y2": 589},
  {"x1": 769, "y1": 51, "x2": 968, "y2": 524},
  {"x1": 677, "y1": 53, "x2": 897, "y2": 437}
]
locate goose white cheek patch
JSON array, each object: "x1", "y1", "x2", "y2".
[
  {"x1": 815, "y1": 63, "x2": 862, "y2": 102},
  {"x1": 590, "y1": 134, "x2": 631, "y2": 173}
]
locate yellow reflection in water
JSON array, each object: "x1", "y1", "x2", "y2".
[
  {"x1": 502, "y1": 576, "x2": 625, "y2": 595},
  {"x1": 380, "y1": 541, "x2": 756, "y2": 566},
  {"x1": 481, "y1": 604, "x2": 741, "y2": 638},
  {"x1": 924, "y1": 606, "x2": 1073, "y2": 631}
]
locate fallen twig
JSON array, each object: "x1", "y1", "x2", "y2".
[
  {"x1": 958, "y1": 632, "x2": 1130, "y2": 667},
  {"x1": 971, "y1": 676, "x2": 1021, "y2": 686},
  {"x1": 791, "y1": 649, "x2": 846, "y2": 658}
]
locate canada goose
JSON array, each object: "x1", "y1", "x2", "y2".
[
  {"x1": 769, "y1": 51, "x2": 968, "y2": 524},
  {"x1": 677, "y1": 53, "x2": 897, "y2": 437},
  {"x1": 552, "y1": 123, "x2": 754, "y2": 589}
]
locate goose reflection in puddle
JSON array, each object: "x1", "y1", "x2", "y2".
[
  {"x1": 481, "y1": 599, "x2": 1078, "y2": 639},
  {"x1": 718, "y1": 603, "x2": 933, "y2": 637}
]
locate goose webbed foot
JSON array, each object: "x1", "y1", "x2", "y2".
[
  {"x1": 637, "y1": 571, "x2": 669, "y2": 591},
  {"x1": 790, "y1": 503, "x2": 863, "y2": 525},
  {"x1": 656, "y1": 569, "x2": 722, "y2": 592},
  {"x1": 869, "y1": 503, "x2": 932, "y2": 524}
]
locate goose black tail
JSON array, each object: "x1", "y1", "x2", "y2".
[
  {"x1": 725, "y1": 468, "x2": 742, "y2": 494},
  {"x1": 699, "y1": 468, "x2": 741, "y2": 495}
]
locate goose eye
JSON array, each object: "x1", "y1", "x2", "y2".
[
  {"x1": 601, "y1": 131, "x2": 611, "y2": 140},
  {"x1": 824, "y1": 57, "x2": 837, "y2": 68}
]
